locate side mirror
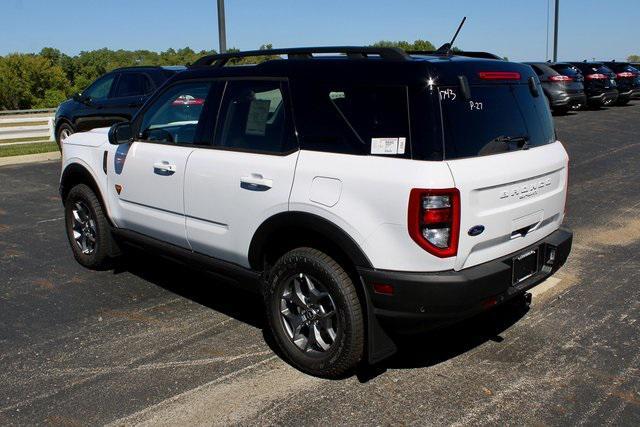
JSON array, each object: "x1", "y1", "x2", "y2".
[{"x1": 108, "y1": 122, "x2": 133, "y2": 145}]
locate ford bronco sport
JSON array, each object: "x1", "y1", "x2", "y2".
[{"x1": 60, "y1": 46, "x2": 572, "y2": 378}]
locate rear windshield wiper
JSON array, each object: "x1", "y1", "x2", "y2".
[
  {"x1": 491, "y1": 135, "x2": 530, "y2": 149},
  {"x1": 479, "y1": 135, "x2": 530, "y2": 156}
]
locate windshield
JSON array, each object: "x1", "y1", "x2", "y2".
[{"x1": 438, "y1": 84, "x2": 555, "y2": 159}]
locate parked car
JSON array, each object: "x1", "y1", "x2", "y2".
[
  {"x1": 524, "y1": 62, "x2": 586, "y2": 113},
  {"x1": 603, "y1": 61, "x2": 640, "y2": 100},
  {"x1": 54, "y1": 66, "x2": 185, "y2": 150},
  {"x1": 569, "y1": 62, "x2": 619, "y2": 107},
  {"x1": 59, "y1": 47, "x2": 572, "y2": 378}
]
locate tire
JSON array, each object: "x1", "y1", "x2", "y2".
[
  {"x1": 264, "y1": 247, "x2": 364, "y2": 378},
  {"x1": 617, "y1": 98, "x2": 629, "y2": 106},
  {"x1": 64, "y1": 184, "x2": 113, "y2": 270},
  {"x1": 56, "y1": 123, "x2": 74, "y2": 152},
  {"x1": 552, "y1": 105, "x2": 569, "y2": 115}
]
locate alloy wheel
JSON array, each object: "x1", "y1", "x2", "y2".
[
  {"x1": 71, "y1": 201, "x2": 97, "y2": 255},
  {"x1": 279, "y1": 273, "x2": 338, "y2": 354}
]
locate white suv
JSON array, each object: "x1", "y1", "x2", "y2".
[{"x1": 60, "y1": 47, "x2": 572, "y2": 378}]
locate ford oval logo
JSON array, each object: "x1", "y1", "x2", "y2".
[{"x1": 468, "y1": 225, "x2": 485, "y2": 236}]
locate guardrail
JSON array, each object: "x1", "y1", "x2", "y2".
[{"x1": 0, "y1": 109, "x2": 56, "y2": 144}]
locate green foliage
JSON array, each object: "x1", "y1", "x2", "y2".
[
  {"x1": 0, "y1": 47, "x2": 217, "y2": 110},
  {"x1": 0, "y1": 53, "x2": 68, "y2": 110},
  {"x1": 371, "y1": 39, "x2": 436, "y2": 52},
  {"x1": 628, "y1": 54, "x2": 640, "y2": 62}
]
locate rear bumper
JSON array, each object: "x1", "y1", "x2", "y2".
[
  {"x1": 359, "y1": 228, "x2": 572, "y2": 331},
  {"x1": 587, "y1": 90, "x2": 618, "y2": 106},
  {"x1": 549, "y1": 92, "x2": 586, "y2": 108}
]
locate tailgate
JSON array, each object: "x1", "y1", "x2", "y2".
[{"x1": 448, "y1": 142, "x2": 568, "y2": 270}]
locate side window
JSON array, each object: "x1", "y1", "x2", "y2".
[
  {"x1": 114, "y1": 73, "x2": 153, "y2": 98},
  {"x1": 291, "y1": 83, "x2": 411, "y2": 157},
  {"x1": 83, "y1": 74, "x2": 116, "y2": 101},
  {"x1": 138, "y1": 82, "x2": 213, "y2": 145},
  {"x1": 215, "y1": 80, "x2": 295, "y2": 154}
]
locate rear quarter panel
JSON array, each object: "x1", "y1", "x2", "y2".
[{"x1": 290, "y1": 151, "x2": 456, "y2": 272}]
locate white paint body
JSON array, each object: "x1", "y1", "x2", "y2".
[{"x1": 62, "y1": 128, "x2": 568, "y2": 273}]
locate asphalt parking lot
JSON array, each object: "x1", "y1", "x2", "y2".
[{"x1": 1, "y1": 103, "x2": 639, "y2": 426}]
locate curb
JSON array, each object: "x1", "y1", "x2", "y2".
[{"x1": 0, "y1": 151, "x2": 61, "y2": 167}]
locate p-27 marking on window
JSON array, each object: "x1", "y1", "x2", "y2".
[{"x1": 469, "y1": 100, "x2": 483, "y2": 111}]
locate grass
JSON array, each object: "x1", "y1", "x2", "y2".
[
  {"x1": 0, "y1": 121, "x2": 49, "y2": 128},
  {"x1": 0, "y1": 136, "x2": 51, "y2": 145},
  {"x1": 0, "y1": 141, "x2": 59, "y2": 158}
]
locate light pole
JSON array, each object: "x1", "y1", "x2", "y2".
[
  {"x1": 217, "y1": 0, "x2": 227, "y2": 53},
  {"x1": 553, "y1": 0, "x2": 559, "y2": 62}
]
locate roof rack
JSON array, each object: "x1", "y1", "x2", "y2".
[
  {"x1": 409, "y1": 50, "x2": 503, "y2": 60},
  {"x1": 191, "y1": 46, "x2": 410, "y2": 67}
]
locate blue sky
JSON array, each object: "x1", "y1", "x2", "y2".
[{"x1": 1, "y1": 0, "x2": 638, "y2": 61}]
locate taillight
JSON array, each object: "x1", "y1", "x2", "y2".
[
  {"x1": 549, "y1": 75, "x2": 573, "y2": 82},
  {"x1": 616, "y1": 72, "x2": 635, "y2": 78},
  {"x1": 408, "y1": 188, "x2": 460, "y2": 257},
  {"x1": 478, "y1": 71, "x2": 521, "y2": 80},
  {"x1": 585, "y1": 73, "x2": 608, "y2": 80}
]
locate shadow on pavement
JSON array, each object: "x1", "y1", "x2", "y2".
[{"x1": 113, "y1": 249, "x2": 529, "y2": 383}]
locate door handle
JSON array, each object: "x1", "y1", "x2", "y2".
[
  {"x1": 153, "y1": 161, "x2": 176, "y2": 175},
  {"x1": 240, "y1": 174, "x2": 272, "y2": 191}
]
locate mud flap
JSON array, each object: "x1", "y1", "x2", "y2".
[{"x1": 359, "y1": 277, "x2": 397, "y2": 364}]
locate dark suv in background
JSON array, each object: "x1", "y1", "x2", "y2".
[
  {"x1": 603, "y1": 61, "x2": 640, "y2": 101},
  {"x1": 569, "y1": 62, "x2": 619, "y2": 107},
  {"x1": 54, "y1": 65, "x2": 184, "y2": 150},
  {"x1": 524, "y1": 62, "x2": 586, "y2": 113}
]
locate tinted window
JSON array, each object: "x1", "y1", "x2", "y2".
[
  {"x1": 138, "y1": 82, "x2": 213, "y2": 144},
  {"x1": 84, "y1": 74, "x2": 115, "y2": 100},
  {"x1": 215, "y1": 80, "x2": 295, "y2": 154},
  {"x1": 292, "y1": 83, "x2": 411, "y2": 157},
  {"x1": 114, "y1": 73, "x2": 152, "y2": 98},
  {"x1": 439, "y1": 84, "x2": 555, "y2": 159}
]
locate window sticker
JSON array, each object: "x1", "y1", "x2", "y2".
[
  {"x1": 398, "y1": 137, "x2": 406, "y2": 154},
  {"x1": 245, "y1": 99, "x2": 271, "y2": 136},
  {"x1": 371, "y1": 137, "x2": 404, "y2": 155}
]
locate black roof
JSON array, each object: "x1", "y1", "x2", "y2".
[{"x1": 173, "y1": 46, "x2": 533, "y2": 87}]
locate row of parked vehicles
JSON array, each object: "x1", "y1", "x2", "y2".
[{"x1": 523, "y1": 60, "x2": 640, "y2": 114}]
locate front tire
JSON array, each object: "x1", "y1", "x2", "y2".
[
  {"x1": 264, "y1": 248, "x2": 364, "y2": 378},
  {"x1": 56, "y1": 123, "x2": 74, "y2": 152},
  {"x1": 64, "y1": 184, "x2": 113, "y2": 270}
]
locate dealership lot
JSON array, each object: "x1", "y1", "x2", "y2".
[{"x1": 1, "y1": 104, "x2": 639, "y2": 425}]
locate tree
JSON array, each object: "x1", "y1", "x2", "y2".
[
  {"x1": 0, "y1": 54, "x2": 68, "y2": 109},
  {"x1": 628, "y1": 54, "x2": 640, "y2": 62},
  {"x1": 371, "y1": 39, "x2": 436, "y2": 52}
]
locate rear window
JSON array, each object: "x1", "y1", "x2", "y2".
[
  {"x1": 551, "y1": 64, "x2": 582, "y2": 78},
  {"x1": 438, "y1": 84, "x2": 555, "y2": 159}
]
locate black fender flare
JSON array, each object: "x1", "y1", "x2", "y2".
[{"x1": 248, "y1": 211, "x2": 372, "y2": 271}]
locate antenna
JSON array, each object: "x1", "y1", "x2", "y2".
[{"x1": 435, "y1": 16, "x2": 467, "y2": 56}]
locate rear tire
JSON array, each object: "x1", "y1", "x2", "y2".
[
  {"x1": 264, "y1": 247, "x2": 364, "y2": 378},
  {"x1": 64, "y1": 184, "x2": 113, "y2": 270}
]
